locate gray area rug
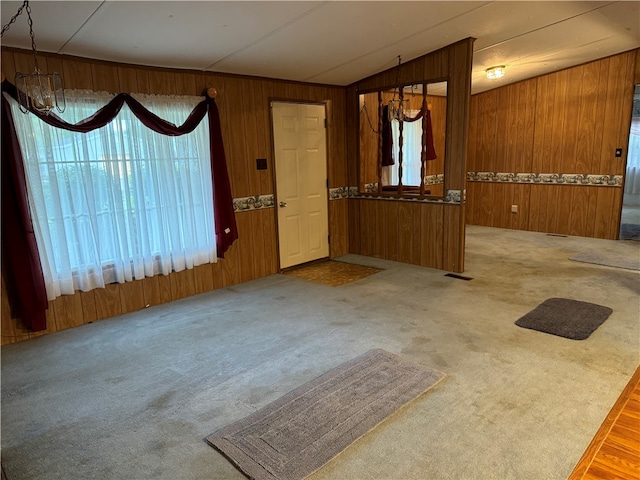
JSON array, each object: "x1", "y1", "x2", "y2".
[
  {"x1": 570, "y1": 251, "x2": 640, "y2": 271},
  {"x1": 515, "y1": 298, "x2": 613, "y2": 340},
  {"x1": 206, "y1": 349, "x2": 445, "y2": 480},
  {"x1": 620, "y1": 223, "x2": 640, "y2": 241}
]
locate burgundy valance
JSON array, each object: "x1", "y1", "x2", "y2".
[{"x1": 1, "y1": 80, "x2": 238, "y2": 331}]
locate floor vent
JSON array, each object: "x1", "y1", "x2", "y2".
[
  {"x1": 547, "y1": 233, "x2": 568, "y2": 237},
  {"x1": 445, "y1": 273, "x2": 473, "y2": 281}
]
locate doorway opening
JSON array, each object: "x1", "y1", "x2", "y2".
[{"x1": 621, "y1": 85, "x2": 640, "y2": 241}]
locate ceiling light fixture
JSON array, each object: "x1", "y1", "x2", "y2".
[
  {"x1": 1, "y1": 0, "x2": 65, "y2": 114},
  {"x1": 486, "y1": 65, "x2": 506, "y2": 80}
]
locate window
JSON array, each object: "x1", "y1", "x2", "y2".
[
  {"x1": 387, "y1": 111, "x2": 423, "y2": 186},
  {"x1": 9, "y1": 90, "x2": 216, "y2": 300}
]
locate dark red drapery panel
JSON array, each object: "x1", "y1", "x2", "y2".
[
  {"x1": 381, "y1": 105, "x2": 394, "y2": 167},
  {"x1": 1, "y1": 91, "x2": 48, "y2": 331},
  {"x1": 206, "y1": 102, "x2": 238, "y2": 253},
  {"x1": 424, "y1": 108, "x2": 437, "y2": 162},
  {"x1": 1, "y1": 80, "x2": 238, "y2": 330}
]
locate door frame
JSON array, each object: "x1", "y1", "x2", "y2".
[{"x1": 269, "y1": 98, "x2": 331, "y2": 271}]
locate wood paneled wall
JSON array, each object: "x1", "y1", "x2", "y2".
[
  {"x1": 466, "y1": 49, "x2": 638, "y2": 239},
  {"x1": 1, "y1": 48, "x2": 349, "y2": 344},
  {"x1": 359, "y1": 91, "x2": 379, "y2": 188},
  {"x1": 348, "y1": 199, "x2": 455, "y2": 269},
  {"x1": 348, "y1": 38, "x2": 475, "y2": 272}
]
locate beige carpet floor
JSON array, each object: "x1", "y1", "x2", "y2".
[{"x1": 1, "y1": 226, "x2": 638, "y2": 480}]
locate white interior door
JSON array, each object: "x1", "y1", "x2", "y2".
[{"x1": 272, "y1": 102, "x2": 329, "y2": 269}]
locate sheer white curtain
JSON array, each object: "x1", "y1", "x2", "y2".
[
  {"x1": 625, "y1": 116, "x2": 640, "y2": 195},
  {"x1": 385, "y1": 111, "x2": 422, "y2": 186},
  {"x1": 9, "y1": 90, "x2": 216, "y2": 300}
]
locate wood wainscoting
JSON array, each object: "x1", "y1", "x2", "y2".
[
  {"x1": 466, "y1": 183, "x2": 623, "y2": 239},
  {"x1": 348, "y1": 199, "x2": 465, "y2": 272}
]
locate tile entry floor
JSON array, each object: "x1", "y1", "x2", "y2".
[{"x1": 283, "y1": 260, "x2": 383, "y2": 287}]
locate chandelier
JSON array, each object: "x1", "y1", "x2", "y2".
[{"x1": 1, "y1": 0, "x2": 65, "y2": 114}]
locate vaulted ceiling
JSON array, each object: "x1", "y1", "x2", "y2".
[{"x1": 1, "y1": 1, "x2": 639, "y2": 94}]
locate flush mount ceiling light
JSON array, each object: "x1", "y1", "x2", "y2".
[
  {"x1": 486, "y1": 65, "x2": 506, "y2": 80},
  {"x1": 0, "y1": 0, "x2": 66, "y2": 114}
]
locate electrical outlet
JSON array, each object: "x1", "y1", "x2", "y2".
[{"x1": 511, "y1": 205, "x2": 518, "y2": 213}]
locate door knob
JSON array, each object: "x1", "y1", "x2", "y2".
[{"x1": 279, "y1": 201, "x2": 288, "y2": 208}]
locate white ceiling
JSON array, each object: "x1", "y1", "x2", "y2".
[{"x1": 1, "y1": 1, "x2": 639, "y2": 94}]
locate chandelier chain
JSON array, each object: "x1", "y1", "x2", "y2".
[
  {"x1": 0, "y1": 1, "x2": 39, "y2": 71},
  {"x1": 0, "y1": 0, "x2": 39, "y2": 72},
  {"x1": 360, "y1": 102, "x2": 379, "y2": 134},
  {"x1": 25, "y1": 2, "x2": 40, "y2": 71},
  {"x1": 0, "y1": 0, "x2": 27, "y2": 38}
]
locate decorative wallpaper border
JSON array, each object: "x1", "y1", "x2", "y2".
[
  {"x1": 234, "y1": 189, "x2": 354, "y2": 211},
  {"x1": 236, "y1": 171, "x2": 619, "y2": 212},
  {"x1": 234, "y1": 185, "x2": 463, "y2": 211},
  {"x1": 446, "y1": 190, "x2": 464, "y2": 203},
  {"x1": 424, "y1": 174, "x2": 445, "y2": 185},
  {"x1": 467, "y1": 172, "x2": 623, "y2": 186},
  {"x1": 354, "y1": 189, "x2": 465, "y2": 205},
  {"x1": 363, "y1": 176, "x2": 444, "y2": 193},
  {"x1": 364, "y1": 183, "x2": 378, "y2": 193},
  {"x1": 233, "y1": 194, "x2": 275, "y2": 212},
  {"x1": 329, "y1": 187, "x2": 350, "y2": 199}
]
